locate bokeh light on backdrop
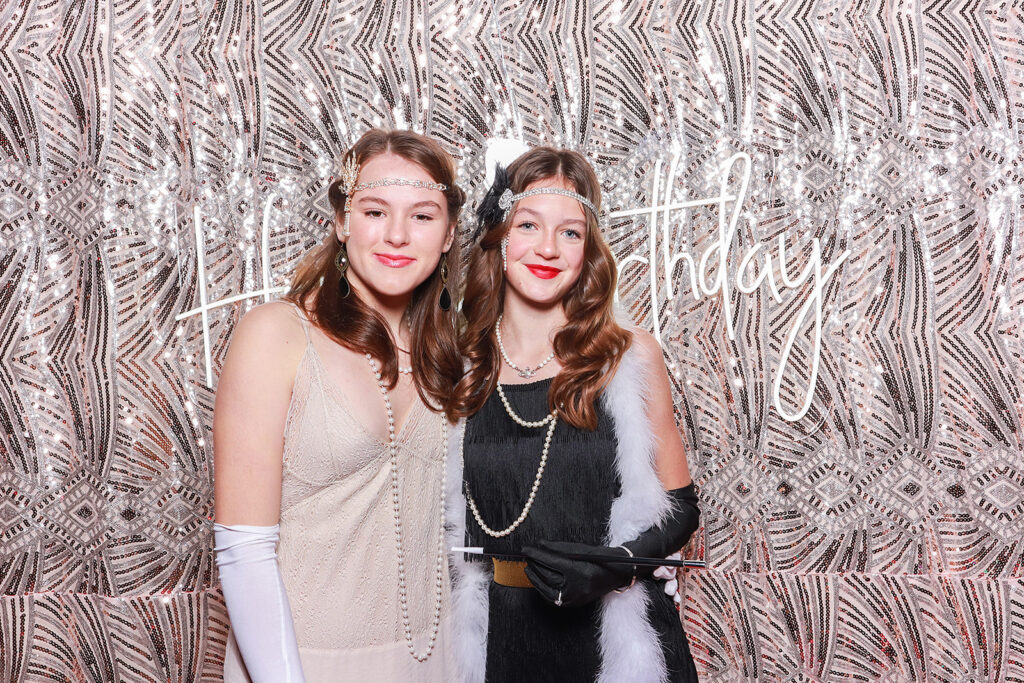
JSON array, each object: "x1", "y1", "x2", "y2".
[{"x1": 1, "y1": 0, "x2": 1023, "y2": 679}]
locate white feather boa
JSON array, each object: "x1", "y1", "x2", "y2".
[
  {"x1": 446, "y1": 418, "x2": 489, "y2": 682},
  {"x1": 446, "y1": 343, "x2": 672, "y2": 683},
  {"x1": 596, "y1": 345, "x2": 672, "y2": 683}
]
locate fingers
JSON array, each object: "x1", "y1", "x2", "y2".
[
  {"x1": 522, "y1": 545, "x2": 564, "y2": 572},
  {"x1": 524, "y1": 565, "x2": 560, "y2": 603},
  {"x1": 523, "y1": 546, "x2": 565, "y2": 587},
  {"x1": 523, "y1": 545, "x2": 568, "y2": 605},
  {"x1": 536, "y1": 539, "x2": 592, "y2": 555}
]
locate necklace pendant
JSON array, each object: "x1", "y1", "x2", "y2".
[{"x1": 519, "y1": 368, "x2": 534, "y2": 379}]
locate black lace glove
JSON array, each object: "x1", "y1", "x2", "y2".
[{"x1": 523, "y1": 484, "x2": 700, "y2": 606}]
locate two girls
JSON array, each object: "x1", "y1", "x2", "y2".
[{"x1": 214, "y1": 131, "x2": 699, "y2": 682}]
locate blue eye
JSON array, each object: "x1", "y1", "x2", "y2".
[
  {"x1": 517, "y1": 221, "x2": 537, "y2": 230},
  {"x1": 563, "y1": 228, "x2": 583, "y2": 240}
]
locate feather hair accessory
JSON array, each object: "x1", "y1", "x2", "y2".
[
  {"x1": 473, "y1": 164, "x2": 511, "y2": 240},
  {"x1": 339, "y1": 155, "x2": 359, "y2": 195},
  {"x1": 338, "y1": 154, "x2": 360, "y2": 238}
]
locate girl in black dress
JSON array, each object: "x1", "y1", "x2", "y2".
[{"x1": 448, "y1": 147, "x2": 701, "y2": 682}]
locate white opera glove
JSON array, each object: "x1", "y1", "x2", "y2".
[
  {"x1": 653, "y1": 552, "x2": 682, "y2": 603},
  {"x1": 214, "y1": 523, "x2": 306, "y2": 683}
]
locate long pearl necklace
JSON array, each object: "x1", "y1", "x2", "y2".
[
  {"x1": 465, "y1": 382, "x2": 557, "y2": 538},
  {"x1": 496, "y1": 314, "x2": 555, "y2": 380},
  {"x1": 396, "y1": 332, "x2": 412, "y2": 374},
  {"x1": 366, "y1": 353, "x2": 446, "y2": 662}
]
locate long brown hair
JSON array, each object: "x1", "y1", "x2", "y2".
[
  {"x1": 453, "y1": 147, "x2": 632, "y2": 430},
  {"x1": 287, "y1": 129, "x2": 466, "y2": 419}
]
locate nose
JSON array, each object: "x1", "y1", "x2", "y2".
[
  {"x1": 536, "y1": 228, "x2": 559, "y2": 259},
  {"x1": 383, "y1": 216, "x2": 411, "y2": 248}
]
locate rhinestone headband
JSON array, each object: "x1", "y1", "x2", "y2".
[
  {"x1": 351, "y1": 177, "x2": 448, "y2": 194},
  {"x1": 497, "y1": 187, "x2": 600, "y2": 223},
  {"x1": 337, "y1": 156, "x2": 448, "y2": 237}
]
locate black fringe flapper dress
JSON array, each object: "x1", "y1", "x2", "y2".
[{"x1": 462, "y1": 378, "x2": 698, "y2": 683}]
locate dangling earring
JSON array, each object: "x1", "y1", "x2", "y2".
[
  {"x1": 342, "y1": 200, "x2": 352, "y2": 238},
  {"x1": 501, "y1": 236, "x2": 508, "y2": 272},
  {"x1": 335, "y1": 243, "x2": 351, "y2": 298},
  {"x1": 438, "y1": 258, "x2": 452, "y2": 311},
  {"x1": 339, "y1": 155, "x2": 358, "y2": 239}
]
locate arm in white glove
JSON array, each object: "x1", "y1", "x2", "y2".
[{"x1": 215, "y1": 523, "x2": 305, "y2": 683}]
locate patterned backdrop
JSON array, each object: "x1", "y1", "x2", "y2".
[{"x1": 1, "y1": 0, "x2": 1023, "y2": 680}]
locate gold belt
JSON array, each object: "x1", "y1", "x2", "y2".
[{"x1": 492, "y1": 558, "x2": 533, "y2": 588}]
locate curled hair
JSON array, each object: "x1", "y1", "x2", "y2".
[
  {"x1": 453, "y1": 147, "x2": 631, "y2": 430},
  {"x1": 287, "y1": 129, "x2": 467, "y2": 420}
]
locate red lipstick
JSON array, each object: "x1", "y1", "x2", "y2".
[{"x1": 526, "y1": 264, "x2": 562, "y2": 279}]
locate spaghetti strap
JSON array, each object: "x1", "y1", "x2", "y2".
[{"x1": 284, "y1": 300, "x2": 313, "y2": 345}]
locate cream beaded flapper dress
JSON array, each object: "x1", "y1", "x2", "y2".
[{"x1": 223, "y1": 304, "x2": 454, "y2": 681}]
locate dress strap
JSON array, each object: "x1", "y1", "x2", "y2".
[{"x1": 284, "y1": 300, "x2": 313, "y2": 345}]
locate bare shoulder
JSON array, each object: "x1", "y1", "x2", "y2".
[
  {"x1": 224, "y1": 300, "x2": 307, "y2": 372},
  {"x1": 624, "y1": 327, "x2": 665, "y2": 366},
  {"x1": 235, "y1": 299, "x2": 304, "y2": 335}
]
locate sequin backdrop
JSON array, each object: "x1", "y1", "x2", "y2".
[{"x1": 1, "y1": 0, "x2": 1023, "y2": 679}]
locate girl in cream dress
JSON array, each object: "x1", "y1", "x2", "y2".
[{"x1": 213, "y1": 129, "x2": 465, "y2": 682}]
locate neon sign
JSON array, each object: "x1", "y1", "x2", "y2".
[
  {"x1": 609, "y1": 152, "x2": 850, "y2": 422},
  {"x1": 177, "y1": 150, "x2": 850, "y2": 422}
]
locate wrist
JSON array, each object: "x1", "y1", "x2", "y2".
[{"x1": 612, "y1": 545, "x2": 636, "y2": 593}]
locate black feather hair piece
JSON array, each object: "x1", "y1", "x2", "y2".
[{"x1": 473, "y1": 164, "x2": 511, "y2": 240}]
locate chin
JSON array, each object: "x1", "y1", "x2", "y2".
[
  {"x1": 515, "y1": 283, "x2": 570, "y2": 306},
  {"x1": 365, "y1": 269, "x2": 433, "y2": 298}
]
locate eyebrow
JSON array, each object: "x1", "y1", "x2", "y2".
[
  {"x1": 513, "y1": 206, "x2": 587, "y2": 227},
  {"x1": 357, "y1": 196, "x2": 442, "y2": 211},
  {"x1": 411, "y1": 200, "x2": 442, "y2": 211}
]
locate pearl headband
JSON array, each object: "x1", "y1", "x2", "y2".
[{"x1": 337, "y1": 156, "x2": 448, "y2": 237}]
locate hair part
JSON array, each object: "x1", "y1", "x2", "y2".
[
  {"x1": 286, "y1": 128, "x2": 467, "y2": 420},
  {"x1": 453, "y1": 146, "x2": 632, "y2": 430}
]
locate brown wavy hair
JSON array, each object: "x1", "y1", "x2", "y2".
[
  {"x1": 287, "y1": 129, "x2": 466, "y2": 419},
  {"x1": 453, "y1": 147, "x2": 631, "y2": 430}
]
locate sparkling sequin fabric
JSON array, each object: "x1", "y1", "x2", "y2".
[{"x1": 1, "y1": 0, "x2": 1022, "y2": 681}]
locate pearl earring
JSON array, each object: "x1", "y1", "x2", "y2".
[{"x1": 501, "y1": 237, "x2": 508, "y2": 272}]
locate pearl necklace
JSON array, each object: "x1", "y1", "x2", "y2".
[
  {"x1": 496, "y1": 314, "x2": 556, "y2": 379},
  {"x1": 465, "y1": 382, "x2": 557, "y2": 538},
  {"x1": 366, "y1": 353, "x2": 446, "y2": 662},
  {"x1": 396, "y1": 337, "x2": 411, "y2": 374}
]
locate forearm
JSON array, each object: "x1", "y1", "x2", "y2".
[
  {"x1": 214, "y1": 523, "x2": 306, "y2": 683},
  {"x1": 622, "y1": 483, "x2": 700, "y2": 577}
]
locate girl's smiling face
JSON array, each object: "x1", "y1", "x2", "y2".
[
  {"x1": 336, "y1": 153, "x2": 455, "y2": 304},
  {"x1": 503, "y1": 176, "x2": 588, "y2": 307}
]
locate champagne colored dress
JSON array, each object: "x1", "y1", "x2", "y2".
[{"x1": 223, "y1": 304, "x2": 454, "y2": 682}]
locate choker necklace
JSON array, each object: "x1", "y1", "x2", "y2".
[
  {"x1": 365, "y1": 353, "x2": 447, "y2": 662},
  {"x1": 465, "y1": 382, "x2": 557, "y2": 538},
  {"x1": 495, "y1": 314, "x2": 556, "y2": 380}
]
